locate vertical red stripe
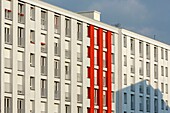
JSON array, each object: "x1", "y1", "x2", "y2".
[
  {"x1": 97, "y1": 28, "x2": 103, "y2": 113},
  {"x1": 88, "y1": 25, "x2": 94, "y2": 113},
  {"x1": 106, "y1": 31, "x2": 112, "y2": 113}
]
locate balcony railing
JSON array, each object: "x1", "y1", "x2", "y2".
[
  {"x1": 54, "y1": 91, "x2": 60, "y2": 100},
  {"x1": 77, "y1": 94, "x2": 82, "y2": 103},
  {"x1": 18, "y1": 84, "x2": 24, "y2": 95},
  {"x1": 5, "y1": 58, "x2": 12, "y2": 69},
  {"x1": 54, "y1": 47, "x2": 60, "y2": 56},
  {"x1": 41, "y1": 66, "x2": 47, "y2": 75},
  {"x1": 77, "y1": 52, "x2": 82, "y2": 62},
  {"x1": 54, "y1": 69, "x2": 60, "y2": 78},
  {"x1": 65, "y1": 50, "x2": 70, "y2": 59},
  {"x1": 18, "y1": 37, "x2": 25, "y2": 48},
  {"x1": 65, "y1": 92, "x2": 70, "y2": 101},
  {"x1": 41, "y1": 88, "x2": 47, "y2": 98},
  {"x1": 77, "y1": 73, "x2": 82, "y2": 82},
  {"x1": 5, "y1": 34, "x2": 12, "y2": 45},
  {"x1": 18, "y1": 61, "x2": 24, "y2": 71},
  {"x1": 5, "y1": 83, "x2": 12, "y2": 93}
]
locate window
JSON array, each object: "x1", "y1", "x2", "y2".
[
  {"x1": 123, "y1": 35, "x2": 127, "y2": 47},
  {"x1": 30, "y1": 53, "x2": 35, "y2": 67},
  {"x1": 17, "y1": 51, "x2": 24, "y2": 71},
  {"x1": 30, "y1": 30, "x2": 35, "y2": 44},
  {"x1": 65, "y1": 63, "x2": 70, "y2": 80},
  {"x1": 124, "y1": 74, "x2": 127, "y2": 85},
  {"x1": 146, "y1": 62, "x2": 150, "y2": 77},
  {"x1": 65, "y1": 18, "x2": 71, "y2": 37},
  {"x1": 77, "y1": 86, "x2": 82, "y2": 102},
  {"x1": 103, "y1": 32, "x2": 106, "y2": 48},
  {"x1": 166, "y1": 84, "x2": 168, "y2": 94},
  {"x1": 161, "y1": 48, "x2": 164, "y2": 59},
  {"x1": 154, "y1": 46, "x2": 158, "y2": 62},
  {"x1": 77, "y1": 22, "x2": 82, "y2": 41},
  {"x1": 165, "y1": 49, "x2": 168, "y2": 60},
  {"x1": 65, "y1": 41, "x2": 70, "y2": 59},
  {"x1": 112, "y1": 92, "x2": 115, "y2": 103},
  {"x1": 41, "y1": 79, "x2": 47, "y2": 97},
  {"x1": 5, "y1": 8, "x2": 12, "y2": 20},
  {"x1": 41, "y1": 11, "x2": 47, "y2": 30},
  {"x1": 124, "y1": 93, "x2": 127, "y2": 104},
  {"x1": 65, "y1": 105, "x2": 70, "y2": 113},
  {"x1": 5, "y1": 25, "x2": 12, "y2": 44},
  {"x1": 139, "y1": 41, "x2": 143, "y2": 57},
  {"x1": 77, "y1": 106, "x2": 82, "y2": 113},
  {"x1": 165, "y1": 67, "x2": 168, "y2": 77},
  {"x1": 18, "y1": 3, "x2": 25, "y2": 23},
  {"x1": 54, "y1": 82, "x2": 60, "y2": 99},
  {"x1": 54, "y1": 15, "x2": 60, "y2": 34},
  {"x1": 17, "y1": 99, "x2": 24, "y2": 113},
  {"x1": 161, "y1": 99, "x2": 164, "y2": 110},
  {"x1": 161, "y1": 83, "x2": 164, "y2": 93},
  {"x1": 103, "y1": 91, "x2": 106, "y2": 106},
  {"x1": 124, "y1": 55, "x2": 127, "y2": 66},
  {"x1": 139, "y1": 60, "x2": 143, "y2": 75},
  {"x1": 146, "y1": 97, "x2": 150, "y2": 112},
  {"x1": 17, "y1": 75, "x2": 24, "y2": 95},
  {"x1": 18, "y1": 27, "x2": 24, "y2": 47},
  {"x1": 154, "y1": 64, "x2": 158, "y2": 79},
  {"x1": 41, "y1": 56, "x2": 47, "y2": 75},
  {"x1": 139, "y1": 96, "x2": 143, "y2": 111},
  {"x1": 94, "y1": 29, "x2": 98, "y2": 45},
  {"x1": 111, "y1": 33, "x2": 115, "y2": 45},
  {"x1": 5, "y1": 97, "x2": 11, "y2": 113},
  {"x1": 30, "y1": 100, "x2": 35, "y2": 113},
  {"x1": 4, "y1": 49, "x2": 12, "y2": 69},
  {"x1": 112, "y1": 54, "x2": 115, "y2": 64},
  {"x1": 54, "y1": 41, "x2": 60, "y2": 56},
  {"x1": 30, "y1": 77, "x2": 35, "y2": 90},
  {"x1": 154, "y1": 99, "x2": 158, "y2": 112},
  {"x1": 30, "y1": 6, "x2": 35, "y2": 20},
  {"x1": 65, "y1": 84, "x2": 70, "y2": 101},
  {"x1": 130, "y1": 58, "x2": 135, "y2": 74},
  {"x1": 41, "y1": 34, "x2": 47, "y2": 53},
  {"x1": 54, "y1": 60, "x2": 60, "y2": 78},
  {"x1": 161, "y1": 66, "x2": 164, "y2": 76},
  {"x1": 4, "y1": 72, "x2": 12, "y2": 93},
  {"x1": 94, "y1": 89, "x2": 98, "y2": 105},
  {"x1": 130, "y1": 38, "x2": 135, "y2": 55},
  {"x1": 146, "y1": 44, "x2": 150, "y2": 59},
  {"x1": 131, "y1": 94, "x2": 135, "y2": 110}
]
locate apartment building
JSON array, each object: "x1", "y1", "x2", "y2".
[{"x1": 0, "y1": 0, "x2": 170, "y2": 113}]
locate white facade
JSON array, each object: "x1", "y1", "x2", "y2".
[{"x1": 0, "y1": 0, "x2": 170, "y2": 113}]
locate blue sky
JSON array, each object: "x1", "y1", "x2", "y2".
[{"x1": 44, "y1": 0, "x2": 170, "y2": 45}]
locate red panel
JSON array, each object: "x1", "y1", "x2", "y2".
[
  {"x1": 88, "y1": 25, "x2": 95, "y2": 113},
  {"x1": 106, "y1": 31, "x2": 112, "y2": 113},
  {"x1": 97, "y1": 28, "x2": 103, "y2": 113}
]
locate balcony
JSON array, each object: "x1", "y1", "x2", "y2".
[
  {"x1": 54, "y1": 90, "x2": 60, "y2": 100},
  {"x1": 54, "y1": 47, "x2": 60, "y2": 56},
  {"x1": 54, "y1": 69, "x2": 60, "y2": 78},
  {"x1": 77, "y1": 52, "x2": 82, "y2": 62},
  {"x1": 41, "y1": 88, "x2": 47, "y2": 98},
  {"x1": 77, "y1": 94, "x2": 82, "y2": 103},
  {"x1": 5, "y1": 34, "x2": 12, "y2": 45},
  {"x1": 65, "y1": 92, "x2": 70, "y2": 101},
  {"x1": 77, "y1": 32, "x2": 82, "y2": 41},
  {"x1": 41, "y1": 45, "x2": 47, "y2": 53},
  {"x1": 5, "y1": 83, "x2": 12, "y2": 93},
  {"x1": 77, "y1": 73, "x2": 82, "y2": 82},
  {"x1": 5, "y1": 58, "x2": 12, "y2": 69},
  {"x1": 65, "y1": 50, "x2": 70, "y2": 59},
  {"x1": 41, "y1": 66, "x2": 47, "y2": 75},
  {"x1": 18, "y1": 84, "x2": 24, "y2": 95},
  {"x1": 18, "y1": 61, "x2": 24, "y2": 71}
]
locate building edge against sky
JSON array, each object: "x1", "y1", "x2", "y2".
[{"x1": 0, "y1": 0, "x2": 170, "y2": 113}]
